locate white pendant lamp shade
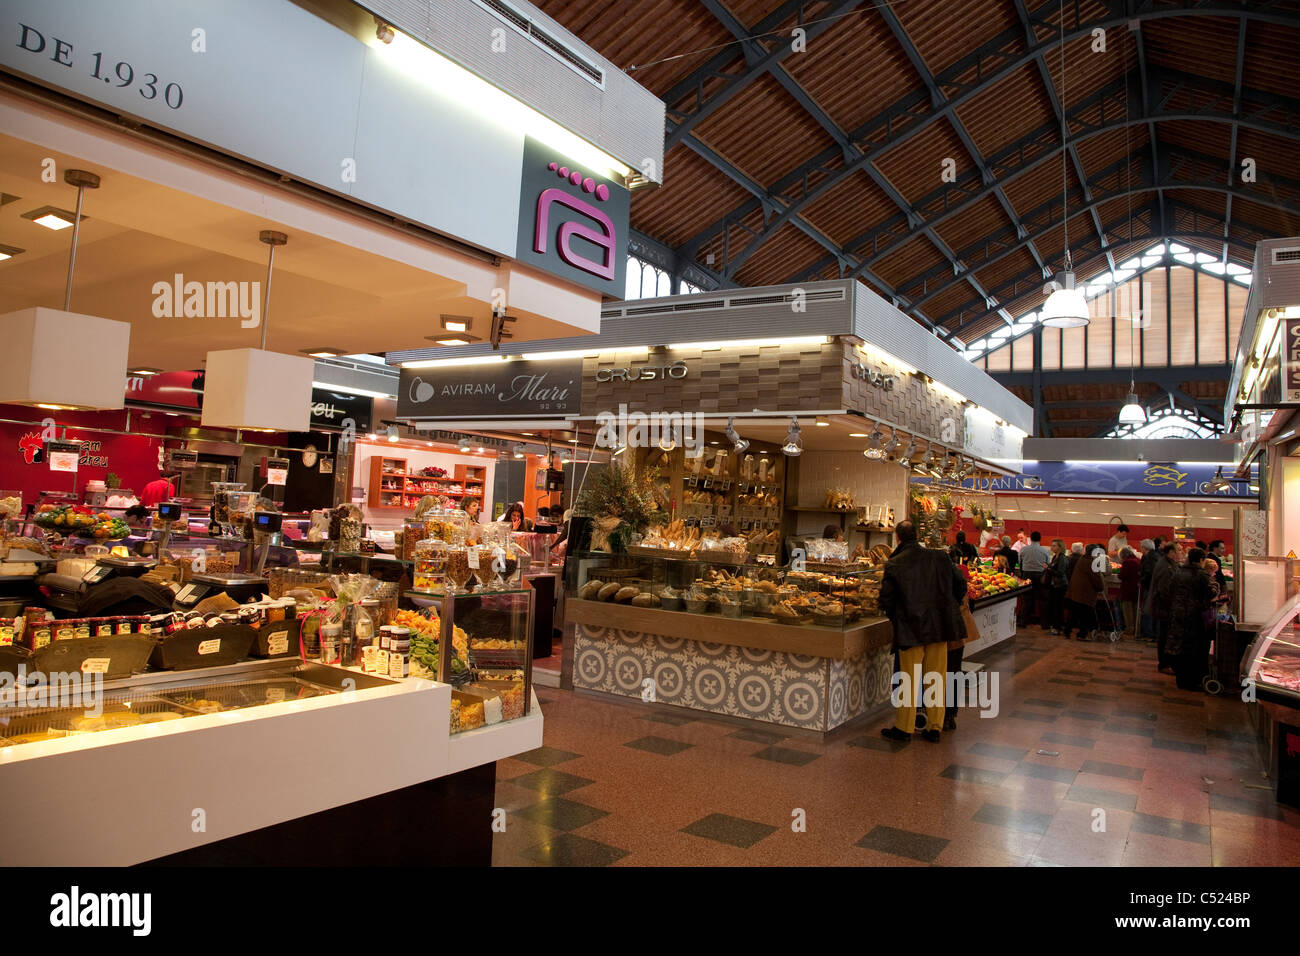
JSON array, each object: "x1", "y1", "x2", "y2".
[
  {"x1": 1118, "y1": 392, "x2": 1147, "y2": 425},
  {"x1": 1040, "y1": 274, "x2": 1089, "y2": 328},
  {"x1": 201, "y1": 348, "x2": 315, "y2": 432},
  {"x1": 0, "y1": 308, "x2": 130, "y2": 409}
]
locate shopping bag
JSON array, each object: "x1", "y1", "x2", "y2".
[{"x1": 960, "y1": 604, "x2": 980, "y2": 643}]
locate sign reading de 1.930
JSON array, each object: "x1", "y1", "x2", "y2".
[{"x1": 13, "y1": 22, "x2": 184, "y2": 109}]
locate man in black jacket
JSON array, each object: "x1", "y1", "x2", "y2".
[
  {"x1": 1144, "y1": 541, "x2": 1181, "y2": 674},
  {"x1": 880, "y1": 520, "x2": 968, "y2": 743}
]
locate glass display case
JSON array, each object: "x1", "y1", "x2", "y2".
[
  {"x1": 1236, "y1": 555, "x2": 1300, "y2": 627},
  {"x1": 1243, "y1": 592, "x2": 1300, "y2": 706},
  {"x1": 566, "y1": 550, "x2": 883, "y2": 629},
  {"x1": 0, "y1": 659, "x2": 390, "y2": 746},
  {"x1": 401, "y1": 586, "x2": 534, "y2": 733}
]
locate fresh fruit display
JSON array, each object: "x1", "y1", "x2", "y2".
[
  {"x1": 90, "y1": 517, "x2": 131, "y2": 539},
  {"x1": 34, "y1": 505, "x2": 103, "y2": 532},
  {"x1": 966, "y1": 569, "x2": 1023, "y2": 600}
]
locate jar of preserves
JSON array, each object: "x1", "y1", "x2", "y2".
[{"x1": 413, "y1": 538, "x2": 448, "y2": 592}]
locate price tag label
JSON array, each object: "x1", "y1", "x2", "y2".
[
  {"x1": 197, "y1": 639, "x2": 221, "y2": 656},
  {"x1": 265, "y1": 687, "x2": 287, "y2": 704},
  {"x1": 267, "y1": 631, "x2": 289, "y2": 655},
  {"x1": 701, "y1": 515, "x2": 716, "y2": 527},
  {"x1": 468, "y1": 549, "x2": 480, "y2": 569},
  {"x1": 721, "y1": 479, "x2": 732, "y2": 491},
  {"x1": 49, "y1": 451, "x2": 79, "y2": 473},
  {"x1": 80, "y1": 658, "x2": 110, "y2": 674},
  {"x1": 267, "y1": 467, "x2": 288, "y2": 486}
]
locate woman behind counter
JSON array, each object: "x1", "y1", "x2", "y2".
[{"x1": 500, "y1": 501, "x2": 532, "y2": 532}]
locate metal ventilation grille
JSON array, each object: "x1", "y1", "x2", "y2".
[
  {"x1": 478, "y1": 0, "x2": 604, "y2": 86},
  {"x1": 672, "y1": 299, "x2": 726, "y2": 312},
  {"x1": 1272, "y1": 247, "x2": 1300, "y2": 264}
]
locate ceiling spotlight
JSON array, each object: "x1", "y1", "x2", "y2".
[
  {"x1": 1023, "y1": 476, "x2": 1044, "y2": 490},
  {"x1": 814, "y1": 418, "x2": 829, "y2": 427},
  {"x1": 896, "y1": 437, "x2": 915, "y2": 468},
  {"x1": 883, "y1": 428, "x2": 901, "y2": 459},
  {"x1": 658, "y1": 422, "x2": 679, "y2": 452},
  {"x1": 513, "y1": 443, "x2": 526, "y2": 459},
  {"x1": 863, "y1": 426, "x2": 884, "y2": 460},
  {"x1": 458, "y1": 440, "x2": 471, "y2": 453},
  {"x1": 0, "y1": 242, "x2": 25, "y2": 260},
  {"x1": 1207, "y1": 466, "x2": 1230, "y2": 492},
  {"x1": 375, "y1": 17, "x2": 395, "y2": 43},
  {"x1": 386, "y1": 425, "x2": 399, "y2": 442},
  {"x1": 21, "y1": 206, "x2": 78, "y2": 230},
  {"x1": 725, "y1": 416, "x2": 749, "y2": 453},
  {"x1": 781, "y1": 417, "x2": 802, "y2": 456},
  {"x1": 301, "y1": 347, "x2": 346, "y2": 358}
]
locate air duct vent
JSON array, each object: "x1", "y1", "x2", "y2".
[
  {"x1": 1271, "y1": 246, "x2": 1300, "y2": 264},
  {"x1": 477, "y1": 0, "x2": 605, "y2": 87}
]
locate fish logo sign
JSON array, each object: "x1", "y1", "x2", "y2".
[{"x1": 1144, "y1": 464, "x2": 1188, "y2": 489}]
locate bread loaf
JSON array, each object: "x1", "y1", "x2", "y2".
[
  {"x1": 580, "y1": 579, "x2": 604, "y2": 600},
  {"x1": 614, "y1": 586, "x2": 639, "y2": 603},
  {"x1": 631, "y1": 592, "x2": 660, "y2": 607},
  {"x1": 598, "y1": 582, "x2": 621, "y2": 601}
]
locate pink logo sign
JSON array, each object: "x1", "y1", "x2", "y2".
[{"x1": 534, "y1": 162, "x2": 616, "y2": 281}]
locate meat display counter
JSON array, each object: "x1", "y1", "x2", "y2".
[{"x1": 1242, "y1": 593, "x2": 1300, "y2": 809}]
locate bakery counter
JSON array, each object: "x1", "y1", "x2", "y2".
[{"x1": 564, "y1": 599, "x2": 895, "y2": 734}]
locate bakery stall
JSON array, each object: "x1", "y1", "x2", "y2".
[{"x1": 566, "y1": 549, "x2": 894, "y2": 733}]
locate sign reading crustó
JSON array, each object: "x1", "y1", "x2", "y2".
[
  {"x1": 398, "y1": 359, "x2": 581, "y2": 419},
  {"x1": 1285, "y1": 317, "x2": 1300, "y2": 403}
]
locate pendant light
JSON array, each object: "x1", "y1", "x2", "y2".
[
  {"x1": 1115, "y1": 27, "x2": 1145, "y2": 428},
  {"x1": 781, "y1": 417, "x2": 802, "y2": 456},
  {"x1": 725, "y1": 416, "x2": 750, "y2": 453},
  {"x1": 202, "y1": 230, "x2": 315, "y2": 433},
  {"x1": 1041, "y1": 0, "x2": 1089, "y2": 329}
]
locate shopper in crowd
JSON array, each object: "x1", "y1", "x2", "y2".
[
  {"x1": 995, "y1": 535, "x2": 1019, "y2": 573},
  {"x1": 879, "y1": 520, "x2": 967, "y2": 743},
  {"x1": 1017, "y1": 531, "x2": 1051, "y2": 628},
  {"x1": 821, "y1": 523, "x2": 845, "y2": 542},
  {"x1": 500, "y1": 502, "x2": 532, "y2": 532},
  {"x1": 1166, "y1": 547, "x2": 1215, "y2": 691},
  {"x1": 463, "y1": 498, "x2": 482, "y2": 522},
  {"x1": 1139, "y1": 536, "x2": 1163, "y2": 640},
  {"x1": 1145, "y1": 541, "x2": 1181, "y2": 674},
  {"x1": 123, "y1": 505, "x2": 150, "y2": 531},
  {"x1": 1065, "y1": 544, "x2": 1105, "y2": 640},
  {"x1": 1107, "y1": 523, "x2": 1130, "y2": 559},
  {"x1": 1207, "y1": 539, "x2": 1228, "y2": 590},
  {"x1": 1045, "y1": 538, "x2": 1069, "y2": 634},
  {"x1": 1118, "y1": 547, "x2": 1142, "y2": 639},
  {"x1": 1195, "y1": 540, "x2": 1207, "y2": 551},
  {"x1": 949, "y1": 529, "x2": 978, "y2": 564}
]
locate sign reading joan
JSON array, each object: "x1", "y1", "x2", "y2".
[
  {"x1": 515, "y1": 136, "x2": 629, "y2": 297},
  {"x1": 1285, "y1": 317, "x2": 1300, "y2": 403},
  {"x1": 398, "y1": 358, "x2": 581, "y2": 420}
]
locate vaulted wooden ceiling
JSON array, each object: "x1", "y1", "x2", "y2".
[{"x1": 538, "y1": 0, "x2": 1300, "y2": 347}]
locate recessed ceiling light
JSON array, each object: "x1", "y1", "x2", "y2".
[
  {"x1": 441, "y1": 315, "x2": 473, "y2": 333},
  {"x1": 300, "y1": 347, "x2": 346, "y2": 358},
  {"x1": 427, "y1": 333, "x2": 480, "y2": 346},
  {"x1": 21, "y1": 206, "x2": 79, "y2": 230},
  {"x1": 0, "y1": 243, "x2": 24, "y2": 260},
  {"x1": 35, "y1": 403, "x2": 68, "y2": 410},
  {"x1": 128, "y1": 367, "x2": 162, "y2": 376},
  {"x1": 848, "y1": 432, "x2": 869, "y2": 437}
]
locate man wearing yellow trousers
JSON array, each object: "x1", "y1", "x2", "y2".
[{"x1": 879, "y1": 520, "x2": 968, "y2": 743}]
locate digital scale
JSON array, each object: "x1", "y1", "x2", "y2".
[
  {"x1": 173, "y1": 511, "x2": 280, "y2": 609},
  {"x1": 155, "y1": 501, "x2": 182, "y2": 555},
  {"x1": 175, "y1": 571, "x2": 268, "y2": 609},
  {"x1": 82, "y1": 554, "x2": 157, "y2": 585}
]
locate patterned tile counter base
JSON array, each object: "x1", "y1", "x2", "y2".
[{"x1": 571, "y1": 624, "x2": 894, "y2": 732}]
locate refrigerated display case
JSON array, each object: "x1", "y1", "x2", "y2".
[{"x1": 1242, "y1": 593, "x2": 1300, "y2": 808}]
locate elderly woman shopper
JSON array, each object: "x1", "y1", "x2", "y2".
[
  {"x1": 1166, "y1": 548, "x2": 1216, "y2": 691},
  {"x1": 1065, "y1": 544, "x2": 1105, "y2": 640}
]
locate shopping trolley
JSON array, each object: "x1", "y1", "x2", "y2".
[
  {"x1": 1084, "y1": 581, "x2": 1124, "y2": 643},
  {"x1": 1202, "y1": 614, "x2": 1240, "y2": 696}
]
